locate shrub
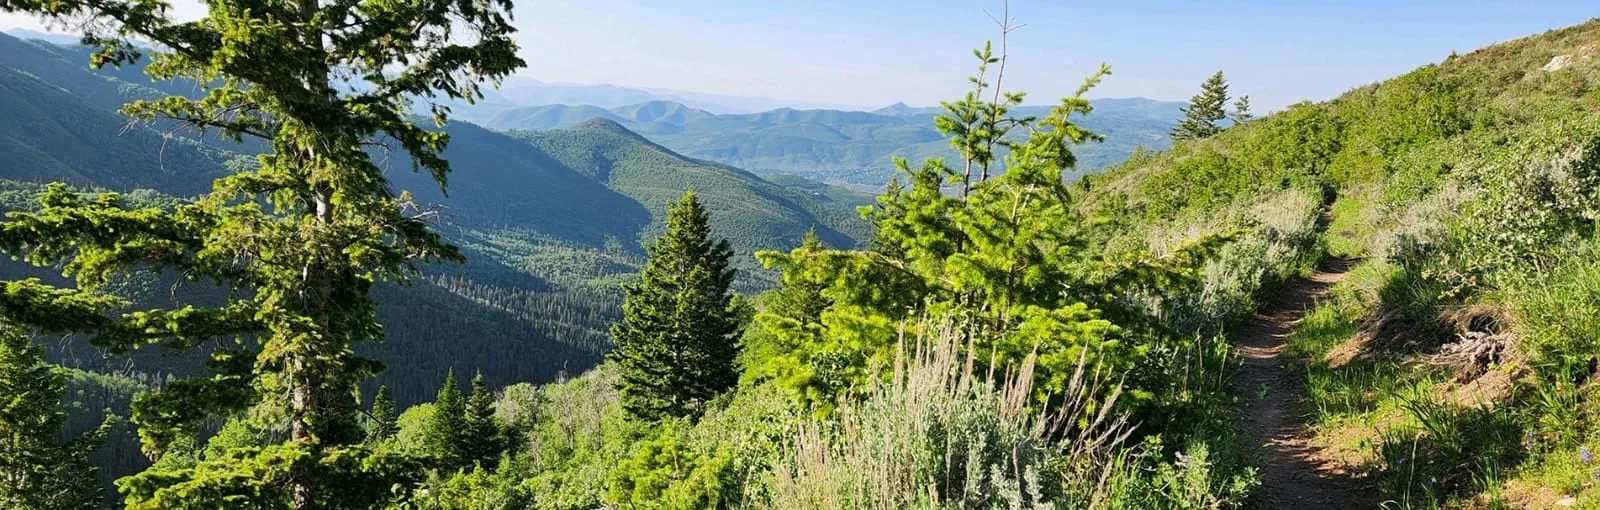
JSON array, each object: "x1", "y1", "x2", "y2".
[{"x1": 765, "y1": 318, "x2": 1134, "y2": 509}]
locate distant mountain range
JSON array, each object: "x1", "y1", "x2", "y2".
[
  {"x1": 477, "y1": 76, "x2": 870, "y2": 114},
  {"x1": 2, "y1": 28, "x2": 82, "y2": 45},
  {"x1": 472, "y1": 97, "x2": 1183, "y2": 187},
  {"x1": 6, "y1": 27, "x2": 1182, "y2": 190}
]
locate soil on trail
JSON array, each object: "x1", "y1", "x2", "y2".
[{"x1": 1233, "y1": 255, "x2": 1372, "y2": 509}]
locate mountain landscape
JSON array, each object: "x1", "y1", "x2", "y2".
[
  {"x1": 0, "y1": 30, "x2": 885, "y2": 491},
  {"x1": 1, "y1": 6, "x2": 1598, "y2": 510},
  {"x1": 0, "y1": 28, "x2": 883, "y2": 395},
  {"x1": 476, "y1": 97, "x2": 1181, "y2": 187}
]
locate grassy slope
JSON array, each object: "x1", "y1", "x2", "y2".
[{"x1": 1079, "y1": 19, "x2": 1600, "y2": 508}]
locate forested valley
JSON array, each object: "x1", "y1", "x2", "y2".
[{"x1": 0, "y1": 0, "x2": 1598, "y2": 508}]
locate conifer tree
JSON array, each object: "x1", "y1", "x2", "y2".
[
  {"x1": 0, "y1": 325, "x2": 111, "y2": 510},
  {"x1": 367, "y1": 386, "x2": 398, "y2": 444},
  {"x1": 866, "y1": 178, "x2": 909, "y2": 258},
  {"x1": 756, "y1": 52, "x2": 1121, "y2": 410},
  {"x1": 765, "y1": 229, "x2": 831, "y2": 325},
  {"x1": 461, "y1": 373, "x2": 503, "y2": 467},
  {"x1": 610, "y1": 190, "x2": 741, "y2": 420},
  {"x1": 0, "y1": 0, "x2": 520, "y2": 505},
  {"x1": 425, "y1": 370, "x2": 466, "y2": 469},
  {"x1": 1171, "y1": 70, "x2": 1231, "y2": 140},
  {"x1": 1232, "y1": 94, "x2": 1253, "y2": 124}
]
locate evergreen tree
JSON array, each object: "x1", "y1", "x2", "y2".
[
  {"x1": 756, "y1": 58, "x2": 1122, "y2": 410},
  {"x1": 765, "y1": 229, "x2": 832, "y2": 325},
  {"x1": 610, "y1": 190, "x2": 742, "y2": 420},
  {"x1": 1171, "y1": 71, "x2": 1231, "y2": 140},
  {"x1": 744, "y1": 229, "x2": 835, "y2": 383},
  {"x1": 461, "y1": 373, "x2": 503, "y2": 467},
  {"x1": 425, "y1": 370, "x2": 466, "y2": 469},
  {"x1": 866, "y1": 178, "x2": 909, "y2": 258},
  {"x1": 0, "y1": 0, "x2": 520, "y2": 506},
  {"x1": 0, "y1": 326, "x2": 110, "y2": 510},
  {"x1": 1232, "y1": 95, "x2": 1253, "y2": 124},
  {"x1": 367, "y1": 386, "x2": 398, "y2": 444}
]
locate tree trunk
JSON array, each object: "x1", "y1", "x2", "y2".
[{"x1": 291, "y1": 0, "x2": 333, "y2": 504}]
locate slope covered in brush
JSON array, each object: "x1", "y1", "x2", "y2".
[{"x1": 1078, "y1": 19, "x2": 1600, "y2": 507}]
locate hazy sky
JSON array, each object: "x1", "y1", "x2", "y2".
[{"x1": 4, "y1": 1, "x2": 1595, "y2": 110}]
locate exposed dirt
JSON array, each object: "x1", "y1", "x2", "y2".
[{"x1": 1233, "y1": 255, "x2": 1375, "y2": 508}]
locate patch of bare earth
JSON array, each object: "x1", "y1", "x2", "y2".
[{"x1": 1232, "y1": 256, "x2": 1376, "y2": 508}]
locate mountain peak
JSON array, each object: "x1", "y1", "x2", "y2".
[
  {"x1": 570, "y1": 116, "x2": 631, "y2": 132},
  {"x1": 569, "y1": 117, "x2": 658, "y2": 145}
]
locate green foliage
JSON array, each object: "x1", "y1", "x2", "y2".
[
  {"x1": 605, "y1": 421, "x2": 736, "y2": 510},
  {"x1": 752, "y1": 59, "x2": 1147, "y2": 412},
  {"x1": 424, "y1": 371, "x2": 467, "y2": 469},
  {"x1": 1126, "y1": 439, "x2": 1260, "y2": 509},
  {"x1": 1171, "y1": 71, "x2": 1231, "y2": 141},
  {"x1": 1230, "y1": 95, "x2": 1252, "y2": 124},
  {"x1": 397, "y1": 464, "x2": 533, "y2": 510},
  {"x1": 521, "y1": 366, "x2": 643, "y2": 510},
  {"x1": 0, "y1": 325, "x2": 110, "y2": 510},
  {"x1": 394, "y1": 404, "x2": 438, "y2": 457},
  {"x1": 610, "y1": 190, "x2": 743, "y2": 420},
  {"x1": 368, "y1": 386, "x2": 398, "y2": 445},
  {"x1": 462, "y1": 373, "x2": 506, "y2": 468}
]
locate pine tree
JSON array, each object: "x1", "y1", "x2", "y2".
[
  {"x1": 764, "y1": 229, "x2": 831, "y2": 325},
  {"x1": 610, "y1": 190, "x2": 742, "y2": 420},
  {"x1": 460, "y1": 373, "x2": 503, "y2": 467},
  {"x1": 0, "y1": 325, "x2": 110, "y2": 510},
  {"x1": 367, "y1": 386, "x2": 398, "y2": 444},
  {"x1": 425, "y1": 370, "x2": 466, "y2": 469},
  {"x1": 756, "y1": 56, "x2": 1118, "y2": 410},
  {"x1": 1171, "y1": 70, "x2": 1231, "y2": 140},
  {"x1": 0, "y1": 0, "x2": 520, "y2": 506},
  {"x1": 1232, "y1": 95, "x2": 1253, "y2": 124},
  {"x1": 744, "y1": 229, "x2": 835, "y2": 383}
]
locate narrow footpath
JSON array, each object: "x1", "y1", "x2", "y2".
[{"x1": 1232, "y1": 254, "x2": 1371, "y2": 508}]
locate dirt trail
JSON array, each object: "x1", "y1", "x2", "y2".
[{"x1": 1233, "y1": 253, "x2": 1372, "y2": 508}]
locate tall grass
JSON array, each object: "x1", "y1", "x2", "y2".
[
  {"x1": 767, "y1": 319, "x2": 1132, "y2": 509},
  {"x1": 765, "y1": 317, "x2": 1259, "y2": 509}
]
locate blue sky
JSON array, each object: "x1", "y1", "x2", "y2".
[{"x1": 5, "y1": 1, "x2": 1595, "y2": 110}]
